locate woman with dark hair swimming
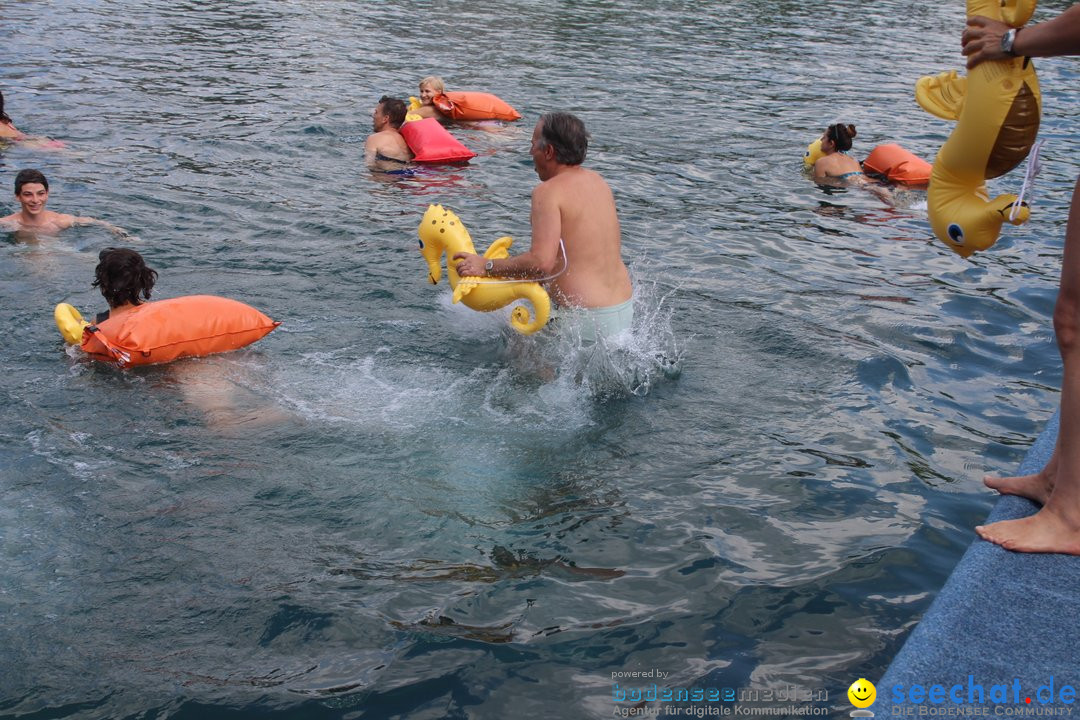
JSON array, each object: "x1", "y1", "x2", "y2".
[
  {"x1": 812, "y1": 123, "x2": 866, "y2": 184},
  {"x1": 812, "y1": 123, "x2": 894, "y2": 203}
]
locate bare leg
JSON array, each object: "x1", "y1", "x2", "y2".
[
  {"x1": 983, "y1": 439, "x2": 1058, "y2": 505},
  {"x1": 977, "y1": 176, "x2": 1080, "y2": 554}
]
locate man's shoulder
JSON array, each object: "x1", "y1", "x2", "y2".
[{"x1": 540, "y1": 166, "x2": 610, "y2": 196}]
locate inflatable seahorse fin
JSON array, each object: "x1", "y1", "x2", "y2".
[
  {"x1": 916, "y1": 70, "x2": 967, "y2": 121},
  {"x1": 453, "y1": 279, "x2": 479, "y2": 304},
  {"x1": 483, "y1": 236, "x2": 513, "y2": 260}
]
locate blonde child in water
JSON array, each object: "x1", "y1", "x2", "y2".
[{"x1": 411, "y1": 76, "x2": 445, "y2": 120}]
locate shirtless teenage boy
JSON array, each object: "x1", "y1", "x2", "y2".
[{"x1": 0, "y1": 169, "x2": 131, "y2": 238}]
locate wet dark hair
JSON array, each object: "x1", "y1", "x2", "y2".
[
  {"x1": 92, "y1": 247, "x2": 158, "y2": 309},
  {"x1": 14, "y1": 168, "x2": 48, "y2": 194},
  {"x1": 379, "y1": 96, "x2": 407, "y2": 129},
  {"x1": 537, "y1": 112, "x2": 590, "y2": 165},
  {"x1": 826, "y1": 123, "x2": 857, "y2": 153},
  {"x1": 0, "y1": 90, "x2": 10, "y2": 125}
]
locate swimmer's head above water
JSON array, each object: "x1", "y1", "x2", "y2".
[
  {"x1": 534, "y1": 111, "x2": 590, "y2": 166},
  {"x1": 374, "y1": 95, "x2": 408, "y2": 131},
  {"x1": 418, "y1": 76, "x2": 445, "y2": 106},
  {"x1": 822, "y1": 123, "x2": 857, "y2": 153},
  {"x1": 93, "y1": 247, "x2": 157, "y2": 309}
]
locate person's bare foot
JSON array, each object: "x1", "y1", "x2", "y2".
[
  {"x1": 983, "y1": 470, "x2": 1055, "y2": 505},
  {"x1": 976, "y1": 506, "x2": 1080, "y2": 555}
]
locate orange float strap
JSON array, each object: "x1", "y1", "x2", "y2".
[
  {"x1": 79, "y1": 295, "x2": 280, "y2": 368},
  {"x1": 400, "y1": 118, "x2": 476, "y2": 163},
  {"x1": 862, "y1": 144, "x2": 933, "y2": 185},
  {"x1": 433, "y1": 92, "x2": 522, "y2": 122}
]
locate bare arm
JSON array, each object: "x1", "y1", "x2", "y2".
[
  {"x1": 454, "y1": 185, "x2": 563, "y2": 278},
  {"x1": 963, "y1": 4, "x2": 1080, "y2": 68},
  {"x1": 363, "y1": 135, "x2": 379, "y2": 167},
  {"x1": 71, "y1": 215, "x2": 136, "y2": 240}
]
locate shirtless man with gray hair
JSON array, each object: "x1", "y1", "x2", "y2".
[{"x1": 454, "y1": 112, "x2": 633, "y2": 341}]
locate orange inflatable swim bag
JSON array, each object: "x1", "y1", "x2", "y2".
[
  {"x1": 433, "y1": 92, "x2": 522, "y2": 122},
  {"x1": 400, "y1": 118, "x2": 476, "y2": 163},
  {"x1": 862, "y1": 144, "x2": 932, "y2": 185},
  {"x1": 79, "y1": 295, "x2": 280, "y2": 368}
]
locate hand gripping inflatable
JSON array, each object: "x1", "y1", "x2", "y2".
[
  {"x1": 916, "y1": 0, "x2": 1041, "y2": 257},
  {"x1": 417, "y1": 204, "x2": 550, "y2": 335},
  {"x1": 54, "y1": 295, "x2": 279, "y2": 367}
]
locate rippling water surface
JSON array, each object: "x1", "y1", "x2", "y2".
[{"x1": 1, "y1": 1, "x2": 1076, "y2": 718}]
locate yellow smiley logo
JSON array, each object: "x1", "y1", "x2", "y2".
[{"x1": 848, "y1": 678, "x2": 876, "y2": 708}]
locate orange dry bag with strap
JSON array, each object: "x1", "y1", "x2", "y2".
[
  {"x1": 862, "y1": 144, "x2": 933, "y2": 185},
  {"x1": 81, "y1": 295, "x2": 280, "y2": 367},
  {"x1": 433, "y1": 92, "x2": 522, "y2": 122}
]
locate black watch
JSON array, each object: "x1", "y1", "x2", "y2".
[{"x1": 1001, "y1": 28, "x2": 1018, "y2": 56}]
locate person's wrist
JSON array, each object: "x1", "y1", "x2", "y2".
[
  {"x1": 1001, "y1": 27, "x2": 1018, "y2": 56},
  {"x1": 484, "y1": 259, "x2": 495, "y2": 276}
]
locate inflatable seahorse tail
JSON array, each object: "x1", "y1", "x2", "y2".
[{"x1": 507, "y1": 284, "x2": 552, "y2": 336}]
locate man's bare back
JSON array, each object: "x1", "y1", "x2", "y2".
[{"x1": 532, "y1": 165, "x2": 631, "y2": 308}]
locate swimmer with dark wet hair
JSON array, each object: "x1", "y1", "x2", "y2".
[
  {"x1": 812, "y1": 123, "x2": 894, "y2": 203},
  {"x1": 364, "y1": 96, "x2": 413, "y2": 171},
  {"x1": 812, "y1": 124, "x2": 866, "y2": 184},
  {"x1": 91, "y1": 247, "x2": 158, "y2": 323}
]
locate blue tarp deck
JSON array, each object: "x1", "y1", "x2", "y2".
[{"x1": 879, "y1": 410, "x2": 1080, "y2": 714}]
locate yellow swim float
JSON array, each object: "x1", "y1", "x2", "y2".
[
  {"x1": 54, "y1": 302, "x2": 90, "y2": 345},
  {"x1": 916, "y1": 0, "x2": 1041, "y2": 257},
  {"x1": 417, "y1": 204, "x2": 551, "y2": 335}
]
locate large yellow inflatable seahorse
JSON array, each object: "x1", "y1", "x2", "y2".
[
  {"x1": 916, "y1": 0, "x2": 1041, "y2": 257},
  {"x1": 417, "y1": 204, "x2": 551, "y2": 335}
]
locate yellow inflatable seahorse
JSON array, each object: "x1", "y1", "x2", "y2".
[
  {"x1": 417, "y1": 204, "x2": 551, "y2": 335},
  {"x1": 916, "y1": 0, "x2": 1041, "y2": 257}
]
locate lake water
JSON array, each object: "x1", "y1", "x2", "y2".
[{"x1": 1, "y1": 1, "x2": 1076, "y2": 718}]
